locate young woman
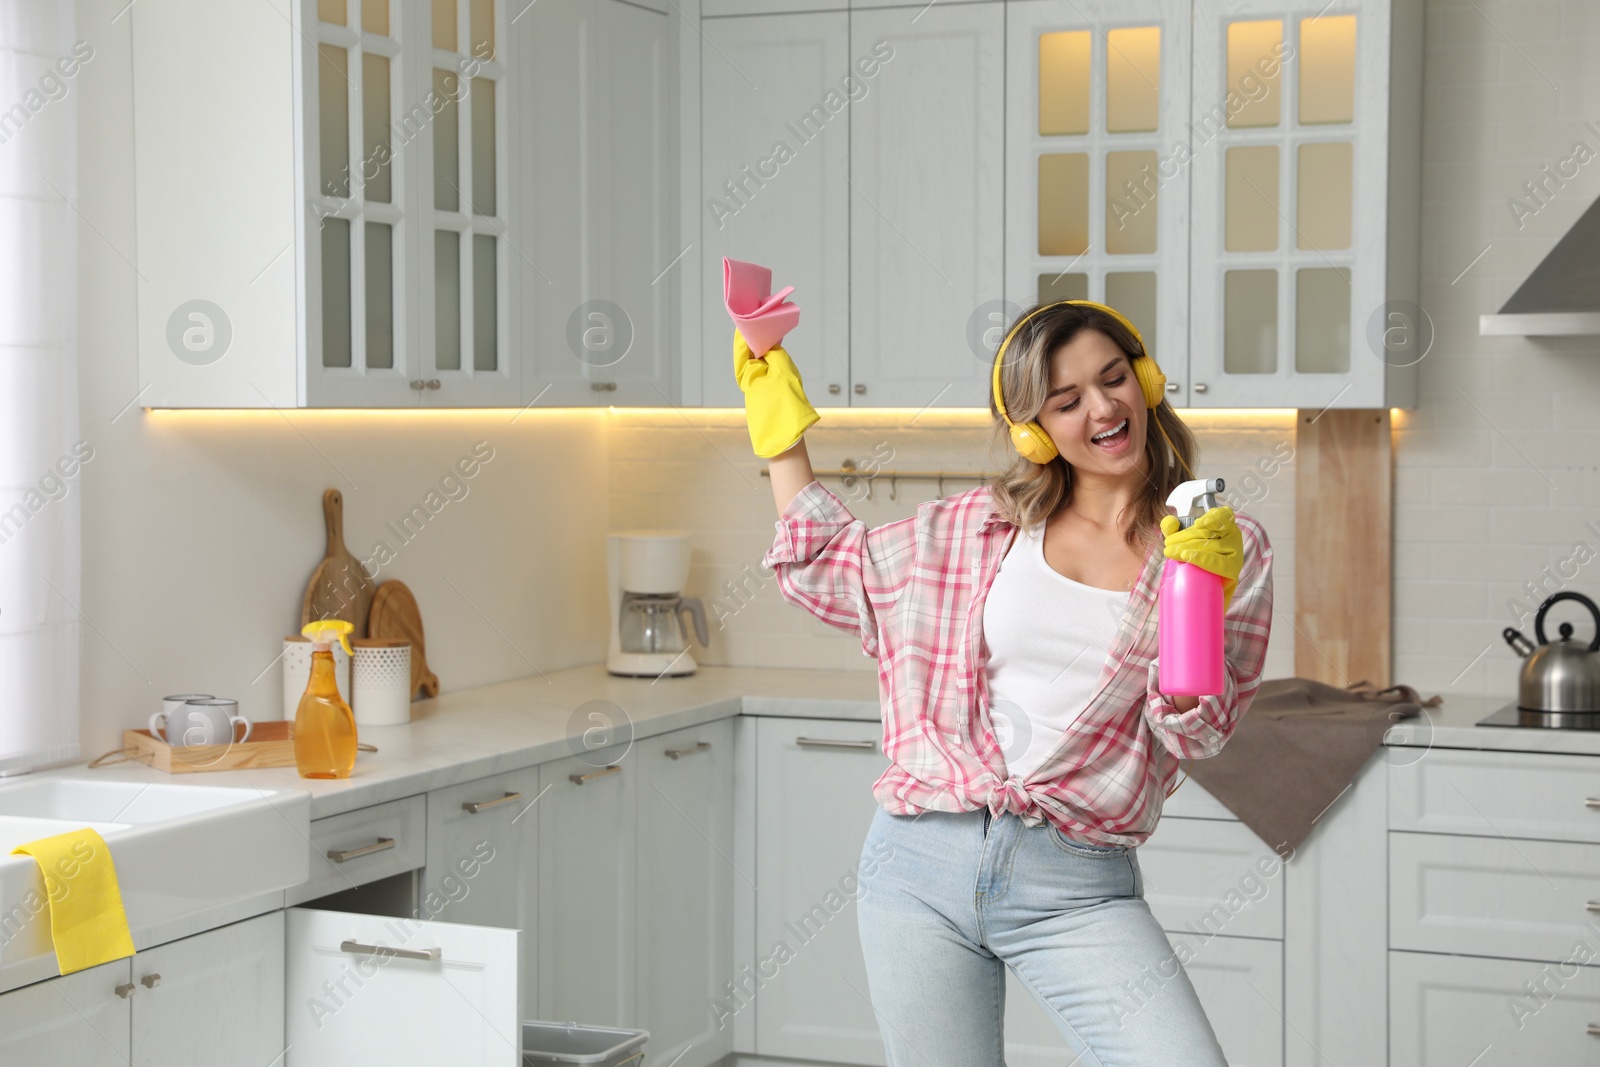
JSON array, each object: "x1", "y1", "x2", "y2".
[{"x1": 735, "y1": 300, "x2": 1274, "y2": 1066}]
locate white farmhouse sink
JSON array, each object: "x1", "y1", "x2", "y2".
[{"x1": 0, "y1": 778, "x2": 310, "y2": 977}]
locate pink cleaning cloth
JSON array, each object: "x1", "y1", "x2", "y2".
[{"x1": 723, "y1": 257, "x2": 801, "y2": 358}]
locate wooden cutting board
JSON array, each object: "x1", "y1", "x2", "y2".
[
  {"x1": 368, "y1": 580, "x2": 440, "y2": 698},
  {"x1": 300, "y1": 488, "x2": 375, "y2": 639}
]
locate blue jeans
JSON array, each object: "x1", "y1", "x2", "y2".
[{"x1": 856, "y1": 806, "x2": 1228, "y2": 1067}]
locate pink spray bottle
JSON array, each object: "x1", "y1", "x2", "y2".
[{"x1": 1157, "y1": 478, "x2": 1227, "y2": 696}]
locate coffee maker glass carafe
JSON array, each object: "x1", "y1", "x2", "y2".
[{"x1": 619, "y1": 593, "x2": 708, "y2": 656}]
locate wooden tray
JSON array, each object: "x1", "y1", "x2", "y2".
[{"x1": 123, "y1": 721, "x2": 297, "y2": 774}]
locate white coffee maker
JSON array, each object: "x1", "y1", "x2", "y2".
[{"x1": 606, "y1": 531, "x2": 709, "y2": 677}]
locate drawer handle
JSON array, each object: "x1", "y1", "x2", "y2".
[
  {"x1": 570, "y1": 764, "x2": 622, "y2": 785},
  {"x1": 1588, "y1": 900, "x2": 1600, "y2": 913},
  {"x1": 327, "y1": 837, "x2": 396, "y2": 863},
  {"x1": 1588, "y1": 1023, "x2": 1600, "y2": 1037},
  {"x1": 1587, "y1": 798, "x2": 1600, "y2": 810},
  {"x1": 665, "y1": 741, "x2": 712, "y2": 760},
  {"x1": 796, "y1": 737, "x2": 876, "y2": 751},
  {"x1": 462, "y1": 791, "x2": 522, "y2": 814},
  {"x1": 340, "y1": 939, "x2": 442, "y2": 963}
]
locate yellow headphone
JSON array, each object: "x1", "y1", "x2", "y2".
[{"x1": 991, "y1": 299, "x2": 1192, "y2": 477}]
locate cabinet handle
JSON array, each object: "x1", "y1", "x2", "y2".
[
  {"x1": 1587, "y1": 1023, "x2": 1600, "y2": 1037},
  {"x1": 829, "y1": 383, "x2": 841, "y2": 394},
  {"x1": 854, "y1": 383, "x2": 866, "y2": 395},
  {"x1": 569, "y1": 764, "x2": 622, "y2": 785},
  {"x1": 1586, "y1": 797, "x2": 1600, "y2": 809},
  {"x1": 410, "y1": 379, "x2": 425, "y2": 390},
  {"x1": 1194, "y1": 383, "x2": 1208, "y2": 393},
  {"x1": 796, "y1": 737, "x2": 876, "y2": 751},
  {"x1": 140, "y1": 974, "x2": 161, "y2": 990},
  {"x1": 114, "y1": 982, "x2": 136, "y2": 999},
  {"x1": 327, "y1": 837, "x2": 396, "y2": 863},
  {"x1": 462, "y1": 791, "x2": 522, "y2": 814},
  {"x1": 340, "y1": 939, "x2": 442, "y2": 963},
  {"x1": 425, "y1": 379, "x2": 441, "y2": 389},
  {"x1": 1587, "y1": 900, "x2": 1600, "y2": 913},
  {"x1": 1165, "y1": 381, "x2": 1179, "y2": 392},
  {"x1": 590, "y1": 380, "x2": 617, "y2": 392},
  {"x1": 665, "y1": 741, "x2": 712, "y2": 760}
]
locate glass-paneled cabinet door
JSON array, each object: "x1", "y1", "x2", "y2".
[
  {"x1": 1188, "y1": 0, "x2": 1389, "y2": 409},
  {"x1": 305, "y1": 0, "x2": 420, "y2": 406},
  {"x1": 418, "y1": 0, "x2": 519, "y2": 406},
  {"x1": 1005, "y1": 0, "x2": 1192, "y2": 405}
]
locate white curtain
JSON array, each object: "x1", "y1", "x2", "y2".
[{"x1": 0, "y1": 3, "x2": 81, "y2": 774}]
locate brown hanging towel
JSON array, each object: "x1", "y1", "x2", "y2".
[{"x1": 1174, "y1": 677, "x2": 1441, "y2": 854}]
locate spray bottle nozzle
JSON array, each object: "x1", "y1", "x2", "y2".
[
  {"x1": 1164, "y1": 478, "x2": 1226, "y2": 529},
  {"x1": 302, "y1": 619, "x2": 355, "y2": 657}
]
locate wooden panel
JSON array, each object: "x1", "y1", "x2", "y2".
[{"x1": 1294, "y1": 408, "x2": 1391, "y2": 686}]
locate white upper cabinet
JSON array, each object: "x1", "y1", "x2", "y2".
[
  {"x1": 524, "y1": 0, "x2": 681, "y2": 407},
  {"x1": 132, "y1": 0, "x2": 677, "y2": 408},
  {"x1": 689, "y1": 0, "x2": 1420, "y2": 412},
  {"x1": 699, "y1": 10, "x2": 852, "y2": 408},
  {"x1": 847, "y1": 3, "x2": 1004, "y2": 409},
  {"x1": 1187, "y1": 0, "x2": 1421, "y2": 409},
  {"x1": 1006, "y1": 0, "x2": 1192, "y2": 407},
  {"x1": 132, "y1": 0, "x2": 303, "y2": 409}
]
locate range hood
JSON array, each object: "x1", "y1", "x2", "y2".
[{"x1": 1480, "y1": 194, "x2": 1600, "y2": 337}]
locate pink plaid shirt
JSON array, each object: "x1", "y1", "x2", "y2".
[{"x1": 761, "y1": 478, "x2": 1275, "y2": 847}]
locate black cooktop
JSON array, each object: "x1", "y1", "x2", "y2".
[{"x1": 1477, "y1": 702, "x2": 1600, "y2": 730}]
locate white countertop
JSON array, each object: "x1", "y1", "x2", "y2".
[
  {"x1": 48, "y1": 669, "x2": 1600, "y2": 820},
  {"x1": 59, "y1": 665, "x2": 883, "y2": 819},
  {"x1": 1383, "y1": 692, "x2": 1600, "y2": 757}
]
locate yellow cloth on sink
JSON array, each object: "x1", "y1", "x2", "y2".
[{"x1": 11, "y1": 827, "x2": 136, "y2": 974}]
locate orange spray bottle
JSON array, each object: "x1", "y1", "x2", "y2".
[{"x1": 295, "y1": 620, "x2": 358, "y2": 779}]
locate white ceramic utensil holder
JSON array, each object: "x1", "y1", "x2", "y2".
[
  {"x1": 351, "y1": 639, "x2": 412, "y2": 726},
  {"x1": 282, "y1": 636, "x2": 351, "y2": 720}
]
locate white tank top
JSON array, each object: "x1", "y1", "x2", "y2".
[{"x1": 982, "y1": 523, "x2": 1129, "y2": 782}]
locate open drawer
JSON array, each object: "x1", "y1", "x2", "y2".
[{"x1": 285, "y1": 907, "x2": 521, "y2": 1065}]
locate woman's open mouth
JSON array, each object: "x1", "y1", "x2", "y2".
[{"x1": 1090, "y1": 417, "x2": 1131, "y2": 453}]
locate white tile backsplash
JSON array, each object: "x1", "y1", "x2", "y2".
[{"x1": 610, "y1": 408, "x2": 1300, "y2": 687}]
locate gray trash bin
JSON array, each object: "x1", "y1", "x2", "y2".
[{"x1": 520, "y1": 1021, "x2": 648, "y2": 1067}]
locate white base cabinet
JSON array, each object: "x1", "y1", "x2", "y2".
[
  {"x1": 0, "y1": 957, "x2": 132, "y2": 1065},
  {"x1": 635, "y1": 718, "x2": 736, "y2": 1067},
  {"x1": 1390, "y1": 950, "x2": 1600, "y2": 1067},
  {"x1": 133, "y1": 911, "x2": 285, "y2": 1067},
  {"x1": 1388, "y1": 747, "x2": 1600, "y2": 1067},
  {"x1": 750, "y1": 717, "x2": 890, "y2": 1065},
  {"x1": 424, "y1": 765, "x2": 542, "y2": 1021},
  {"x1": 0, "y1": 912, "x2": 284, "y2": 1067},
  {"x1": 537, "y1": 740, "x2": 639, "y2": 1028},
  {"x1": 285, "y1": 906, "x2": 520, "y2": 1066}
]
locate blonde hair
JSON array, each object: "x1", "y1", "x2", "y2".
[{"x1": 985, "y1": 301, "x2": 1198, "y2": 549}]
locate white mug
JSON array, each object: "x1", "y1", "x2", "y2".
[{"x1": 150, "y1": 697, "x2": 252, "y2": 746}]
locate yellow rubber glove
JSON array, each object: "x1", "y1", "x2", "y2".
[
  {"x1": 733, "y1": 327, "x2": 820, "y2": 458},
  {"x1": 1161, "y1": 506, "x2": 1244, "y2": 610}
]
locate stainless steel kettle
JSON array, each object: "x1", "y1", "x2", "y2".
[{"x1": 1503, "y1": 591, "x2": 1600, "y2": 712}]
